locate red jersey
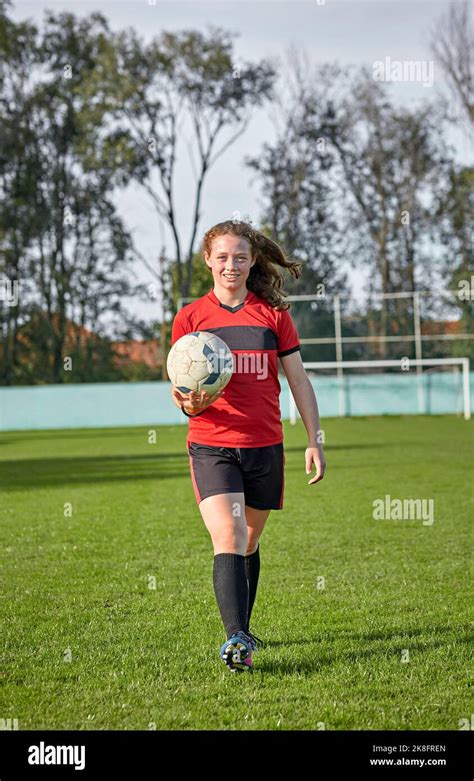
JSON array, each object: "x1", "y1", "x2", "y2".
[{"x1": 170, "y1": 287, "x2": 301, "y2": 447}]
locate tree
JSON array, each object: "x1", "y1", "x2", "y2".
[
  {"x1": 245, "y1": 56, "x2": 348, "y2": 360},
  {"x1": 433, "y1": 164, "x2": 474, "y2": 360},
  {"x1": 430, "y1": 0, "x2": 474, "y2": 134},
  {"x1": 328, "y1": 73, "x2": 451, "y2": 356},
  {"x1": 247, "y1": 58, "x2": 347, "y2": 293},
  {"x1": 0, "y1": 9, "x2": 140, "y2": 384},
  {"x1": 91, "y1": 25, "x2": 276, "y2": 305},
  {"x1": 0, "y1": 4, "x2": 41, "y2": 384}
]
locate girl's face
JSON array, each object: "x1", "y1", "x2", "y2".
[{"x1": 205, "y1": 234, "x2": 255, "y2": 291}]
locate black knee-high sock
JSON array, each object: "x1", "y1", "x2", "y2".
[
  {"x1": 244, "y1": 543, "x2": 260, "y2": 632},
  {"x1": 213, "y1": 553, "x2": 249, "y2": 639}
]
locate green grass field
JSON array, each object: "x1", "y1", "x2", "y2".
[{"x1": 0, "y1": 416, "x2": 472, "y2": 730}]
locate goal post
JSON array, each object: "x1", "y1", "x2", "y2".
[{"x1": 288, "y1": 358, "x2": 471, "y2": 422}]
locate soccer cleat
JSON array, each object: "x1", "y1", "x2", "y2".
[
  {"x1": 220, "y1": 630, "x2": 254, "y2": 673},
  {"x1": 245, "y1": 630, "x2": 265, "y2": 652}
]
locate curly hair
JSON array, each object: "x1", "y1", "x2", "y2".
[{"x1": 201, "y1": 220, "x2": 301, "y2": 310}]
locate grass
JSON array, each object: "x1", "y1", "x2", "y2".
[{"x1": 0, "y1": 415, "x2": 472, "y2": 730}]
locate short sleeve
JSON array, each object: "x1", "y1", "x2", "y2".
[
  {"x1": 171, "y1": 308, "x2": 191, "y2": 347},
  {"x1": 277, "y1": 308, "x2": 301, "y2": 357}
]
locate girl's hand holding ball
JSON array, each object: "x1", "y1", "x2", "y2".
[{"x1": 171, "y1": 386, "x2": 224, "y2": 414}]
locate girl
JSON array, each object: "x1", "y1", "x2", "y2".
[{"x1": 170, "y1": 221, "x2": 326, "y2": 673}]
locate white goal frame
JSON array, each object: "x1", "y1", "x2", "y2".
[{"x1": 289, "y1": 358, "x2": 471, "y2": 422}]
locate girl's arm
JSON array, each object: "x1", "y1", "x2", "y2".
[{"x1": 279, "y1": 351, "x2": 326, "y2": 484}]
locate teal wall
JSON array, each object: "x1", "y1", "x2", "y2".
[{"x1": 0, "y1": 372, "x2": 472, "y2": 431}]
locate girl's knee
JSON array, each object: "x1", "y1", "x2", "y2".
[
  {"x1": 213, "y1": 528, "x2": 247, "y2": 555},
  {"x1": 246, "y1": 538, "x2": 259, "y2": 556}
]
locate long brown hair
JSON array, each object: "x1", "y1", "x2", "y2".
[{"x1": 201, "y1": 221, "x2": 301, "y2": 310}]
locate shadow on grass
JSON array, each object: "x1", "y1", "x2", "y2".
[
  {"x1": 257, "y1": 624, "x2": 472, "y2": 673},
  {"x1": 1, "y1": 439, "x2": 396, "y2": 491},
  {"x1": 0, "y1": 428, "x2": 182, "y2": 443},
  {"x1": 284, "y1": 444, "x2": 395, "y2": 453},
  {"x1": 1, "y1": 453, "x2": 189, "y2": 490}
]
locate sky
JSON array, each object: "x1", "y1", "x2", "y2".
[{"x1": 10, "y1": 0, "x2": 470, "y2": 322}]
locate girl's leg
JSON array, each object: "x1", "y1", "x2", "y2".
[
  {"x1": 244, "y1": 506, "x2": 271, "y2": 631},
  {"x1": 198, "y1": 492, "x2": 249, "y2": 639},
  {"x1": 245, "y1": 505, "x2": 271, "y2": 554},
  {"x1": 199, "y1": 491, "x2": 247, "y2": 554}
]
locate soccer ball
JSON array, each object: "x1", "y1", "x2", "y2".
[{"x1": 167, "y1": 331, "x2": 233, "y2": 395}]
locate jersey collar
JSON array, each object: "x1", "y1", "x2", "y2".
[{"x1": 207, "y1": 287, "x2": 254, "y2": 310}]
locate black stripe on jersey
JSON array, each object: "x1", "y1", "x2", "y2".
[
  {"x1": 202, "y1": 325, "x2": 278, "y2": 351},
  {"x1": 278, "y1": 345, "x2": 301, "y2": 358}
]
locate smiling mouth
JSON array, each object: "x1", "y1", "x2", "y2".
[{"x1": 222, "y1": 273, "x2": 240, "y2": 278}]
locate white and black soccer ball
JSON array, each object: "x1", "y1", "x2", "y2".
[{"x1": 167, "y1": 331, "x2": 234, "y2": 395}]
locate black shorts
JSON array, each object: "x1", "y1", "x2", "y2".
[{"x1": 187, "y1": 441, "x2": 285, "y2": 510}]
